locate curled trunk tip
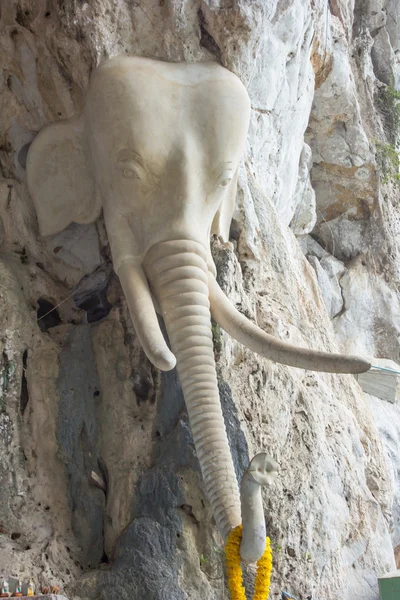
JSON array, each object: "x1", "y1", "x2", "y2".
[{"x1": 240, "y1": 453, "x2": 278, "y2": 564}]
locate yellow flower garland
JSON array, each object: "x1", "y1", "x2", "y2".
[{"x1": 225, "y1": 525, "x2": 272, "y2": 600}]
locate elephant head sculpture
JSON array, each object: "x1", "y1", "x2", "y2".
[{"x1": 26, "y1": 56, "x2": 370, "y2": 560}]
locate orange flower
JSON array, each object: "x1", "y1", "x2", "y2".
[{"x1": 225, "y1": 526, "x2": 273, "y2": 600}]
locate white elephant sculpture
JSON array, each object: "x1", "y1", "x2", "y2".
[{"x1": 26, "y1": 56, "x2": 370, "y2": 560}]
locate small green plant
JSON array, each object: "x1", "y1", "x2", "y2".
[
  {"x1": 211, "y1": 320, "x2": 222, "y2": 356},
  {"x1": 375, "y1": 141, "x2": 400, "y2": 185},
  {"x1": 376, "y1": 86, "x2": 400, "y2": 144},
  {"x1": 374, "y1": 85, "x2": 400, "y2": 185},
  {"x1": 0, "y1": 356, "x2": 16, "y2": 412},
  {"x1": 199, "y1": 548, "x2": 224, "y2": 581},
  {"x1": 0, "y1": 371, "x2": 5, "y2": 412}
]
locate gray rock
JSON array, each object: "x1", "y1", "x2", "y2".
[
  {"x1": 73, "y1": 263, "x2": 113, "y2": 323},
  {"x1": 58, "y1": 326, "x2": 105, "y2": 567},
  {"x1": 89, "y1": 518, "x2": 185, "y2": 600}
]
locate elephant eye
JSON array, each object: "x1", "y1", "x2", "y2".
[
  {"x1": 216, "y1": 171, "x2": 233, "y2": 188},
  {"x1": 122, "y1": 167, "x2": 140, "y2": 179}
]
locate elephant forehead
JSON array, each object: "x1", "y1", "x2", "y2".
[{"x1": 86, "y1": 58, "x2": 250, "y2": 165}]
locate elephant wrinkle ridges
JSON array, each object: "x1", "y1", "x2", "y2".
[
  {"x1": 26, "y1": 55, "x2": 372, "y2": 559},
  {"x1": 144, "y1": 239, "x2": 241, "y2": 540}
]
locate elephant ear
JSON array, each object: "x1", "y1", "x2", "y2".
[
  {"x1": 211, "y1": 170, "x2": 238, "y2": 241},
  {"x1": 26, "y1": 116, "x2": 101, "y2": 237}
]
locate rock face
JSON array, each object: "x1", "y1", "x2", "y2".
[
  {"x1": 368, "y1": 394, "x2": 400, "y2": 555},
  {"x1": 0, "y1": 1, "x2": 399, "y2": 599}
]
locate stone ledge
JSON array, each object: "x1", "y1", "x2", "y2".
[
  {"x1": 2, "y1": 596, "x2": 68, "y2": 600},
  {"x1": 356, "y1": 358, "x2": 400, "y2": 403}
]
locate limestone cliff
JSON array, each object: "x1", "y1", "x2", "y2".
[{"x1": 0, "y1": 1, "x2": 399, "y2": 599}]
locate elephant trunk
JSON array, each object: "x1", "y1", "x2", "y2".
[
  {"x1": 143, "y1": 239, "x2": 241, "y2": 540},
  {"x1": 240, "y1": 454, "x2": 278, "y2": 564}
]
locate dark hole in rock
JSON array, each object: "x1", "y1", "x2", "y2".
[
  {"x1": 18, "y1": 142, "x2": 31, "y2": 169},
  {"x1": 198, "y1": 7, "x2": 221, "y2": 61},
  {"x1": 0, "y1": 215, "x2": 4, "y2": 248},
  {"x1": 133, "y1": 370, "x2": 155, "y2": 406},
  {"x1": 97, "y1": 457, "x2": 109, "y2": 493},
  {"x1": 93, "y1": 390, "x2": 100, "y2": 397},
  {"x1": 73, "y1": 264, "x2": 113, "y2": 323},
  {"x1": 229, "y1": 217, "x2": 241, "y2": 242},
  {"x1": 20, "y1": 350, "x2": 29, "y2": 414},
  {"x1": 15, "y1": 5, "x2": 33, "y2": 27},
  {"x1": 15, "y1": 247, "x2": 28, "y2": 264},
  {"x1": 37, "y1": 298, "x2": 61, "y2": 331},
  {"x1": 100, "y1": 552, "x2": 109, "y2": 564},
  {"x1": 179, "y1": 504, "x2": 199, "y2": 525},
  {"x1": 11, "y1": 532, "x2": 21, "y2": 540}
]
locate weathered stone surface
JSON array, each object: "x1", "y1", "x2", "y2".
[
  {"x1": 72, "y1": 263, "x2": 113, "y2": 323},
  {"x1": 387, "y1": 0, "x2": 400, "y2": 89},
  {"x1": 305, "y1": 0, "x2": 400, "y2": 368},
  {"x1": 6, "y1": 596, "x2": 68, "y2": 600},
  {"x1": 306, "y1": 254, "x2": 344, "y2": 319},
  {"x1": 368, "y1": 394, "x2": 400, "y2": 551},
  {"x1": 290, "y1": 144, "x2": 317, "y2": 235},
  {"x1": 57, "y1": 326, "x2": 105, "y2": 568},
  {"x1": 306, "y1": 14, "x2": 377, "y2": 262},
  {"x1": 0, "y1": 1, "x2": 400, "y2": 600},
  {"x1": 44, "y1": 223, "x2": 103, "y2": 276},
  {"x1": 333, "y1": 258, "x2": 400, "y2": 362}
]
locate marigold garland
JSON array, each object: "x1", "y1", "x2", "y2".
[{"x1": 225, "y1": 525, "x2": 272, "y2": 600}]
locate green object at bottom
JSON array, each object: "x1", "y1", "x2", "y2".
[{"x1": 378, "y1": 571, "x2": 400, "y2": 600}]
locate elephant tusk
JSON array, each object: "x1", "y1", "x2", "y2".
[
  {"x1": 208, "y1": 274, "x2": 371, "y2": 374},
  {"x1": 240, "y1": 453, "x2": 278, "y2": 564},
  {"x1": 117, "y1": 260, "x2": 176, "y2": 371}
]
